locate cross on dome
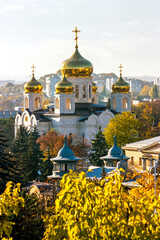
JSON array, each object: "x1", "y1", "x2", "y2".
[
  {"x1": 72, "y1": 26, "x2": 80, "y2": 49},
  {"x1": 31, "y1": 64, "x2": 36, "y2": 75},
  {"x1": 118, "y1": 64, "x2": 123, "y2": 76}
]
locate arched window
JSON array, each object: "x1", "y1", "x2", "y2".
[
  {"x1": 66, "y1": 98, "x2": 71, "y2": 109},
  {"x1": 123, "y1": 98, "x2": 127, "y2": 109},
  {"x1": 25, "y1": 97, "x2": 28, "y2": 108},
  {"x1": 56, "y1": 98, "x2": 59, "y2": 109},
  {"x1": 22, "y1": 114, "x2": 27, "y2": 125},
  {"x1": 89, "y1": 85, "x2": 91, "y2": 98},
  {"x1": 113, "y1": 98, "x2": 116, "y2": 108},
  {"x1": 35, "y1": 97, "x2": 40, "y2": 109},
  {"x1": 83, "y1": 85, "x2": 86, "y2": 98},
  {"x1": 75, "y1": 85, "x2": 79, "y2": 98}
]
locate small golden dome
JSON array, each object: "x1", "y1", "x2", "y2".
[
  {"x1": 112, "y1": 76, "x2": 130, "y2": 93},
  {"x1": 112, "y1": 64, "x2": 130, "y2": 93},
  {"x1": 92, "y1": 82, "x2": 98, "y2": 93},
  {"x1": 55, "y1": 75, "x2": 74, "y2": 94},
  {"x1": 24, "y1": 74, "x2": 43, "y2": 93},
  {"x1": 61, "y1": 48, "x2": 93, "y2": 77}
]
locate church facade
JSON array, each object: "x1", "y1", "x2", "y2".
[{"x1": 15, "y1": 27, "x2": 131, "y2": 142}]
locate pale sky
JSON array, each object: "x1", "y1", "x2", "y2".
[{"x1": 0, "y1": 0, "x2": 160, "y2": 80}]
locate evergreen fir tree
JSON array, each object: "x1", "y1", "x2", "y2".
[
  {"x1": 10, "y1": 126, "x2": 30, "y2": 184},
  {"x1": 27, "y1": 127, "x2": 43, "y2": 180},
  {"x1": 10, "y1": 126, "x2": 43, "y2": 184},
  {"x1": 12, "y1": 190, "x2": 44, "y2": 240},
  {"x1": 90, "y1": 127, "x2": 108, "y2": 166},
  {"x1": 0, "y1": 130, "x2": 16, "y2": 193},
  {"x1": 40, "y1": 150, "x2": 53, "y2": 181},
  {"x1": 151, "y1": 84, "x2": 159, "y2": 99}
]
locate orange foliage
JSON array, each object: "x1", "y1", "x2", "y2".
[
  {"x1": 37, "y1": 130, "x2": 91, "y2": 160},
  {"x1": 37, "y1": 130, "x2": 64, "y2": 159}
]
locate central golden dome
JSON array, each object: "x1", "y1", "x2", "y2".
[
  {"x1": 61, "y1": 48, "x2": 93, "y2": 77},
  {"x1": 55, "y1": 75, "x2": 74, "y2": 94},
  {"x1": 61, "y1": 26, "x2": 93, "y2": 77},
  {"x1": 24, "y1": 74, "x2": 43, "y2": 93}
]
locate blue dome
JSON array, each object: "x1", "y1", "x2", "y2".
[
  {"x1": 52, "y1": 136, "x2": 80, "y2": 162},
  {"x1": 57, "y1": 136, "x2": 75, "y2": 158},
  {"x1": 108, "y1": 136, "x2": 123, "y2": 158}
]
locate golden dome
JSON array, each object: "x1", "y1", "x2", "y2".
[
  {"x1": 112, "y1": 76, "x2": 130, "y2": 93},
  {"x1": 55, "y1": 75, "x2": 74, "y2": 94},
  {"x1": 60, "y1": 26, "x2": 93, "y2": 77},
  {"x1": 24, "y1": 74, "x2": 43, "y2": 93},
  {"x1": 112, "y1": 64, "x2": 130, "y2": 93},
  {"x1": 92, "y1": 82, "x2": 98, "y2": 93},
  {"x1": 61, "y1": 48, "x2": 93, "y2": 77}
]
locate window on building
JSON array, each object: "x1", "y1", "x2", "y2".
[
  {"x1": 25, "y1": 97, "x2": 28, "y2": 108},
  {"x1": 54, "y1": 164, "x2": 60, "y2": 171},
  {"x1": 150, "y1": 159, "x2": 153, "y2": 167},
  {"x1": 89, "y1": 85, "x2": 91, "y2": 98},
  {"x1": 123, "y1": 98, "x2": 128, "y2": 109},
  {"x1": 113, "y1": 98, "x2": 116, "y2": 108},
  {"x1": 139, "y1": 157, "x2": 142, "y2": 166},
  {"x1": 75, "y1": 85, "x2": 79, "y2": 98},
  {"x1": 72, "y1": 163, "x2": 76, "y2": 171},
  {"x1": 83, "y1": 85, "x2": 86, "y2": 98},
  {"x1": 65, "y1": 164, "x2": 67, "y2": 171},
  {"x1": 56, "y1": 98, "x2": 59, "y2": 109},
  {"x1": 35, "y1": 97, "x2": 40, "y2": 109},
  {"x1": 66, "y1": 98, "x2": 71, "y2": 109},
  {"x1": 131, "y1": 156, "x2": 134, "y2": 165},
  {"x1": 143, "y1": 158, "x2": 146, "y2": 170}
]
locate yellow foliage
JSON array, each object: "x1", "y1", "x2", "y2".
[
  {"x1": 104, "y1": 112, "x2": 139, "y2": 147},
  {"x1": 0, "y1": 182, "x2": 25, "y2": 239},
  {"x1": 43, "y1": 171, "x2": 160, "y2": 239}
]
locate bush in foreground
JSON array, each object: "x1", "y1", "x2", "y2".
[{"x1": 43, "y1": 171, "x2": 160, "y2": 240}]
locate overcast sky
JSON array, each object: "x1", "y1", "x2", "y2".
[{"x1": 0, "y1": 0, "x2": 160, "y2": 80}]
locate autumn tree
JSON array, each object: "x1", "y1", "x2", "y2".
[
  {"x1": 140, "y1": 85, "x2": 151, "y2": 98},
  {"x1": 67, "y1": 133, "x2": 91, "y2": 159},
  {"x1": 0, "y1": 182, "x2": 24, "y2": 239},
  {"x1": 43, "y1": 171, "x2": 160, "y2": 240},
  {"x1": 149, "y1": 84, "x2": 159, "y2": 99},
  {"x1": 37, "y1": 130, "x2": 91, "y2": 177},
  {"x1": 90, "y1": 127, "x2": 108, "y2": 166},
  {"x1": 132, "y1": 101, "x2": 160, "y2": 139},
  {"x1": 104, "y1": 112, "x2": 139, "y2": 147},
  {"x1": 37, "y1": 130, "x2": 64, "y2": 160}
]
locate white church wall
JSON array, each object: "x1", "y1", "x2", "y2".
[
  {"x1": 48, "y1": 115, "x2": 84, "y2": 136},
  {"x1": 98, "y1": 110, "x2": 114, "y2": 131},
  {"x1": 111, "y1": 92, "x2": 131, "y2": 113}
]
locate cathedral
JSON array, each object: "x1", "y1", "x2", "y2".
[{"x1": 15, "y1": 27, "x2": 131, "y2": 142}]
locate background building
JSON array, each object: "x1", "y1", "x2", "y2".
[
  {"x1": 125, "y1": 78, "x2": 142, "y2": 93},
  {"x1": 46, "y1": 74, "x2": 61, "y2": 98}
]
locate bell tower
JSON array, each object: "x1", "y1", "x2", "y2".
[
  {"x1": 24, "y1": 65, "x2": 43, "y2": 112},
  {"x1": 54, "y1": 75, "x2": 75, "y2": 115},
  {"x1": 111, "y1": 64, "x2": 131, "y2": 113}
]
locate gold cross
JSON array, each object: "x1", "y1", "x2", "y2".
[
  {"x1": 31, "y1": 64, "x2": 36, "y2": 75},
  {"x1": 118, "y1": 64, "x2": 123, "y2": 76},
  {"x1": 72, "y1": 26, "x2": 80, "y2": 48}
]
